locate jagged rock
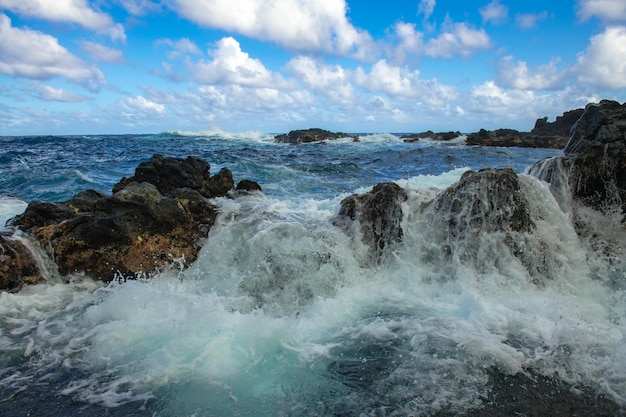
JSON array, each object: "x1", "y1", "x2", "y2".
[
  {"x1": 275, "y1": 128, "x2": 357, "y2": 144},
  {"x1": 532, "y1": 108, "x2": 584, "y2": 137},
  {"x1": 533, "y1": 100, "x2": 626, "y2": 215},
  {"x1": 334, "y1": 182, "x2": 408, "y2": 261},
  {"x1": 5, "y1": 154, "x2": 257, "y2": 285},
  {"x1": 467, "y1": 109, "x2": 586, "y2": 149}
]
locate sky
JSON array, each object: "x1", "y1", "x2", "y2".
[{"x1": 0, "y1": 0, "x2": 625, "y2": 135}]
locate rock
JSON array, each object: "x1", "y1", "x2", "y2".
[
  {"x1": 334, "y1": 182, "x2": 408, "y2": 261},
  {"x1": 112, "y1": 154, "x2": 234, "y2": 198},
  {"x1": 466, "y1": 128, "x2": 569, "y2": 148},
  {"x1": 466, "y1": 108, "x2": 586, "y2": 148},
  {"x1": 532, "y1": 108, "x2": 585, "y2": 137},
  {"x1": 275, "y1": 128, "x2": 357, "y2": 144},
  {"x1": 532, "y1": 100, "x2": 626, "y2": 215},
  {"x1": 0, "y1": 230, "x2": 43, "y2": 291},
  {"x1": 401, "y1": 130, "x2": 461, "y2": 143},
  {"x1": 4, "y1": 154, "x2": 256, "y2": 286},
  {"x1": 236, "y1": 179, "x2": 262, "y2": 192},
  {"x1": 428, "y1": 168, "x2": 545, "y2": 280}
]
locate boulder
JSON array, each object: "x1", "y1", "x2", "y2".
[
  {"x1": 466, "y1": 128, "x2": 569, "y2": 149},
  {"x1": 275, "y1": 128, "x2": 357, "y2": 144},
  {"x1": 334, "y1": 182, "x2": 408, "y2": 261},
  {"x1": 5, "y1": 154, "x2": 258, "y2": 285}
]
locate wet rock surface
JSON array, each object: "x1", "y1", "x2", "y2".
[
  {"x1": 4, "y1": 154, "x2": 258, "y2": 284},
  {"x1": 335, "y1": 182, "x2": 408, "y2": 261}
]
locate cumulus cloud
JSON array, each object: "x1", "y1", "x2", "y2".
[
  {"x1": 188, "y1": 37, "x2": 289, "y2": 89},
  {"x1": 354, "y1": 59, "x2": 456, "y2": 105},
  {"x1": 0, "y1": 14, "x2": 105, "y2": 89},
  {"x1": 80, "y1": 41, "x2": 125, "y2": 63},
  {"x1": 516, "y1": 11, "x2": 548, "y2": 29},
  {"x1": 577, "y1": 0, "x2": 626, "y2": 22},
  {"x1": 116, "y1": 0, "x2": 161, "y2": 15},
  {"x1": 392, "y1": 22, "x2": 424, "y2": 63},
  {"x1": 122, "y1": 95, "x2": 166, "y2": 114},
  {"x1": 496, "y1": 56, "x2": 567, "y2": 90},
  {"x1": 576, "y1": 26, "x2": 626, "y2": 90},
  {"x1": 424, "y1": 22, "x2": 491, "y2": 58},
  {"x1": 167, "y1": 0, "x2": 374, "y2": 58},
  {"x1": 31, "y1": 82, "x2": 89, "y2": 102},
  {"x1": 287, "y1": 56, "x2": 353, "y2": 103},
  {"x1": 470, "y1": 80, "x2": 536, "y2": 115},
  {"x1": 479, "y1": 0, "x2": 508, "y2": 24},
  {"x1": 0, "y1": 0, "x2": 125, "y2": 41}
]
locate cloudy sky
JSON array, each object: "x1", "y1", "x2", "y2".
[{"x1": 0, "y1": 0, "x2": 625, "y2": 135}]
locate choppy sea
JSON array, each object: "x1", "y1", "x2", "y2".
[{"x1": 0, "y1": 132, "x2": 624, "y2": 416}]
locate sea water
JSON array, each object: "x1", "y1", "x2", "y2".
[{"x1": 0, "y1": 133, "x2": 624, "y2": 416}]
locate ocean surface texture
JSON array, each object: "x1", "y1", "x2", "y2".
[{"x1": 0, "y1": 132, "x2": 624, "y2": 416}]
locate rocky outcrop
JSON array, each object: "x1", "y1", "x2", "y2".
[
  {"x1": 401, "y1": 130, "x2": 461, "y2": 143},
  {"x1": 4, "y1": 154, "x2": 258, "y2": 286},
  {"x1": 275, "y1": 128, "x2": 357, "y2": 144},
  {"x1": 467, "y1": 108, "x2": 584, "y2": 148},
  {"x1": 531, "y1": 100, "x2": 626, "y2": 216},
  {"x1": 334, "y1": 182, "x2": 407, "y2": 261},
  {"x1": 466, "y1": 128, "x2": 569, "y2": 148}
]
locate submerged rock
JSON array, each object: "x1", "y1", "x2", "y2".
[
  {"x1": 334, "y1": 182, "x2": 408, "y2": 262},
  {"x1": 275, "y1": 128, "x2": 357, "y2": 144},
  {"x1": 5, "y1": 154, "x2": 259, "y2": 286}
]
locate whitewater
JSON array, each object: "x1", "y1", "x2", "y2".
[{"x1": 0, "y1": 132, "x2": 624, "y2": 416}]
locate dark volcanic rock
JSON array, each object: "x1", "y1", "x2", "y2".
[
  {"x1": 5, "y1": 154, "x2": 256, "y2": 285},
  {"x1": 401, "y1": 130, "x2": 461, "y2": 143},
  {"x1": 532, "y1": 100, "x2": 626, "y2": 216},
  {"x1": 466, "y1": 128, "x2": 569, "y2": 148},
  {"x1": 467, "y1": 108, "x2": 584, "y2": 148},
  {"x1": 334, "y1": 182, "x2": 408, "y2": 261},
  {"x1": 236, "y1": 179, "x2": 262, "y2": 192},
  {"x1": 275, "y1": 128, "x2": 357, "y2": 144},
  {"x1": 0, "y1": 230, "x2": 43, "y2": 291}
]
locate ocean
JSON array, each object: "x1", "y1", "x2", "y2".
[{"x1": 0, "y1": 132, "x2": 624, "y2": 416}]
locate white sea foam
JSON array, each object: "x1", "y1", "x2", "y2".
[
  {"x1": 1, "y1": 156, "x2": 625, "y2": 415},
  {"x1": 0, "y1": 195, "x2": 27, "y2": 227}
]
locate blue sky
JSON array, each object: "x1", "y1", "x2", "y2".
[{"x1": 0, "y1": 0, "x2": 625, "y2": 135}]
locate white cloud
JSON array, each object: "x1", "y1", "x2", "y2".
[
  {"x1": 188, "y1": 37, "x2": 288, "y2": 89},
  {"x1": 0, "y1": 14, "x2": 105, "y2": 89},
  {"x1": 167, "y1": 0, "x2": 374, "y2": 58},
  {"x1": 116, "y1": 0, "x2": 161, "y2": 15},
  {"x1": 496, "y1": 56, "x2": 567, "y2": 90},
  {"x1": 576, "y1": 26, "x2": 626, "y2": 90},
  {"x1": 80, "y1": 41, "x2": 125, "y2": 63},
  {"x1": 287, "y1": 56, "x2": 353, "y2": 103},
  {"x1": 515, "y1": 11, "x2": 548, "y2": 29},
  {"x1": 577, "y1": 0, "x2": 626, "y2": 22},
  {"x1": 479, "y1": 0, "x2": 508, "y2": 24},
  {"x1": 470, "y1": 80, "x2": 536, "y2": 115},
  {"x1": 31, "y1": 82, "x2": 89, "y2": 102},
  {"x1": 424, "y1": 22, "x2": 491, "y2": 58},
  {"x1": 156, "y1": 38, "x2": 202, "y2": 59},
  {"x1": 0, "y1": 0, "x2": 125, "y2": 41},
  {"x1": 354, "y1": 59, "x2": 456, "y2": 105},
  {"x1": 122, "y1": 95, "x2": 166, "y2": 114},
  {"x1": 418, "y1": 0, "x2": 436, "y2": 20},
  {"x1": 392, "y1": 22, "x2": 424, "y2": 63}
]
